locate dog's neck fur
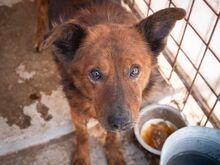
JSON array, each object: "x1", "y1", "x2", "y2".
[{"x1": 48, "y1": 0, "x2": 136, "y2": 28}]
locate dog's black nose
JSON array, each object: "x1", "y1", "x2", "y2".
[{"x1": 108, "y1": 111, "x2": 132, "y2": 131}]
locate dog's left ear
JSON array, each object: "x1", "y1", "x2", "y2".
[{"x1": 136, "y1": 8, "x2": 186, "y2": 56}]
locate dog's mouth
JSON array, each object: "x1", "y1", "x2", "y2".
[
  {"x1": 100, "y1": 120, "x2": 135, "y2": 132},
  {"x1": 112, "y1": 122, "x2": 134, "y2": 132}
]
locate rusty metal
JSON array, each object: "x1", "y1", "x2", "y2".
[
  {"x1": 146, "y1": 0, "x2": 151, "y2": 16},
  {"x1": 204, "y1": 0, "x2": 219, "y2": 15},
  {"x1": 129, "y1": 0, "x2": 220, "y2": 128},
  {"x1": 169, "y1": 35, "x2": 218, "y2": 98},
  {"x1": 163, "y1": 49, "x2": 220, "y2": 128},
  {"x1": 204, "y1": 95, "x2": 219, "y2": 126}
]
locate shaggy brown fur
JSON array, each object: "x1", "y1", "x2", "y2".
[{"x1": 35, "y1": 0, "x2": 185, "y2": 164}]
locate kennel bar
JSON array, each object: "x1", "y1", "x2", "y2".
[{"x1": 124, "y1": 0, "x2": 220, "y2": 128}]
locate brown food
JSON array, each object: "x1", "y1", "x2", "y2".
[{"x1": 141, "y1": 121, "x2": 176, "y2": 150}]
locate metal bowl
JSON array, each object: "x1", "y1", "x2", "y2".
[{"x1": 134, "y1": 104, "x2": 187, "y2": 155}]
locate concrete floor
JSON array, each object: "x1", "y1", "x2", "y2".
[
  {"x1": 0, "y1": 0, "x2": 74, "y2": 157},
  {"x1": 0, "y1": 125, "x2": 160, "y2": 165},
  {"x1": 0, "y1": 0, "x2": 161, "y2": 164},
  {"x1": 0, "y1": 0, "x2": 61, "y2": 129}
]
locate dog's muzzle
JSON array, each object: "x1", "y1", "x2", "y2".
[{"x1": 107, "y1": 110, "x2": 132, "y2": 131}]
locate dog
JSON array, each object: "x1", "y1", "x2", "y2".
[{"x1": 34, "y1": 0, "x2": 185, "y2": 164}]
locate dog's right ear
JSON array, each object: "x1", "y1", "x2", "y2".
[
  {"x1": 135, "y1": 8, "x2": 186, "y2": 56},
  {"x1": 39, "y1": 21, "x2": 86, "y2": 63}
]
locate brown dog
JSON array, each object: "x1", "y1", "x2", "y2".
[{"x1": 35, "y1": 0, "x2": 185, "y2": 164}]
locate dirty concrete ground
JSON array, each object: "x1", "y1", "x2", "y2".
[
  {"x1": 0, "y1": 0, "x2": 63, "y2": 129},
  {"x1": 0, "y1": 0, "x2": 160, "y2": 164},
  {"x1": 0, "y1": 125, "x2": 160, "y2": 165}
]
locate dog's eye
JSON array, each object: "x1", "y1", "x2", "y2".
[
  {"x1": 129, "y1": 64, "x2": 140, "y2": 78},
  {"x1": 89, "y1": 69, "x2": 103, "y2": 81}
]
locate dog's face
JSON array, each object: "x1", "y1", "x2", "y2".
[
  {"x1": 41, "y1": 8, "x2": 185, "y2": 131},
  {"x1": 71, "y1": 24, "x2": 154, "y2": 131}
]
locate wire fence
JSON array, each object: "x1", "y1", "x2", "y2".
[{"x1": 125, "y1": 0, "x2": 220, "y2": 128}]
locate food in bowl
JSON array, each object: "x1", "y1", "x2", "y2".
[
  {"x1": 140, "y1": 119, "x2": 177, "y2": 150},
  {"x1": 134, "y1": 104, "x2": 187, "y2": 155}
]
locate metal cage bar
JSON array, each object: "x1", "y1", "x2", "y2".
[{"x1": 125, "y1": 0, "x2": 220, "y2": 128}]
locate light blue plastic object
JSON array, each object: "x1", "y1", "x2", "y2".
[{"x1": 160, "y1": 126, "x2": 220, "y2": 165}]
